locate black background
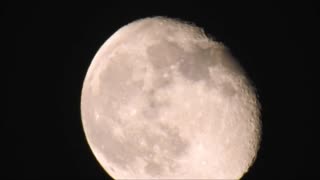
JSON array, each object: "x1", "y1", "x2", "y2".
[{"x1": 5, "y1": 2, "x2": 318, "y2": 179}]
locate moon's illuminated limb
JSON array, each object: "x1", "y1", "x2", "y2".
[{"x1": 81, "y1": 16, "x2": 261, "y2": 180}]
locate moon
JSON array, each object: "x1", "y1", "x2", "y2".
[{"x1": 81, "y1": 16, "x2": 261, "y2": 179}]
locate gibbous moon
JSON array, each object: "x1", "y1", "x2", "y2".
[{"x1": 81, "y1": 17, "x2": 261, "y2": 179}]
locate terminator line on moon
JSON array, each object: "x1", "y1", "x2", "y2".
[{"x1": 81, "y1": 17, "x2": 261, "y2": 179}]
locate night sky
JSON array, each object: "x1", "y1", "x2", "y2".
[{"x1": 5, "y1": 2, "x2": 318, "y2": 179}]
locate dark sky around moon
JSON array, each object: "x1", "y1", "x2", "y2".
[{"x1": 5, "y1": 2, "x2": 318, "y2": 179}]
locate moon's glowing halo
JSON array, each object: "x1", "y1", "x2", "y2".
[{"x1": 81, "y1": 16, "x2": 261, "y2": 179}]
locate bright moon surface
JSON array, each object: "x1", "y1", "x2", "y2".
[{"x1": 81, "y1": 16, "x2": 261, "y2": 180}]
